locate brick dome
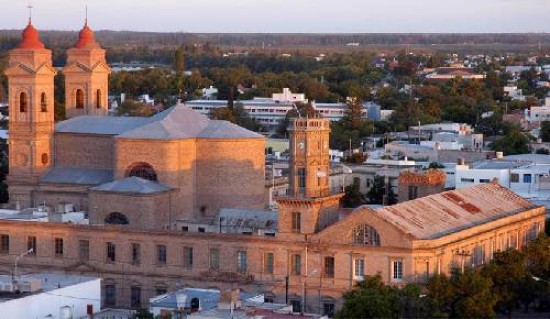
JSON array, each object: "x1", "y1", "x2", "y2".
[
  {"x1": 75, "y1": 21, "x2": 99, "y2": 49},
  {"x1": 18, "y1": 20, "x2": 45, "y2": 49}
]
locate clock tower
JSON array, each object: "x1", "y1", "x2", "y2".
[
  {"x1": 4, "y1": 19, "x2": 56, "y2": 209},
  {"x1": 277, "y1": 118, "x2": 343, "y2": 238}
]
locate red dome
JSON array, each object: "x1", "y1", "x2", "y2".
[
  {"x1": 18, "y1": 21, "x2": 45, "y2": 49},
  {"x1": 75, "y1": 22, "x2": 99, "y2": 49}
]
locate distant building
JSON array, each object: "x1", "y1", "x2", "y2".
[
  {"x1": 185, "y1": 88, "x2": 380, "y2": 130},
  {"x1": 397, "y1": 169, "x2": 446, "y2": 202},
  {"x1": 0, "y1": 273, "x2": 100, "y2": 319},
  {"x1": 425, "y1": 67, "x2": 486, "y2": 82}
]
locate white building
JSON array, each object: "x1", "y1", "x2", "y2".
[
  {"x1": 0, "y1": 273, "x2": 100, "y2": 319},
  {"x1": 455, "y1": 154, "x2": 550, "y2": 207},
  {"x1": 201, "y1": 86, "x2": 219, "y2": 100},
  {"x1": 185, "y1": 88, "x2": 377, "y2": 130}
]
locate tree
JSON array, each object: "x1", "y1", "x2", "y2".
[
  {"x1": 342, "y1": 183, "x2": 365, "y2": 208},
  {"x1": 209, "y1": 102, "x2": 264, "y2": 132},
  {"x1": 335, "y1": 274, "x2": 400, "y2": 319},
  {"x1": 366, "y1": 176, "x2": 397, "y2": 205},
  {"x1": 117, "y1": 100, "x2": 154, "y2": 117},
  {"x1": 491, "y1": 128, "x2": 529, "y2": 155},
  {"x1": 450, "y1": 269, "x2": 498, "y2": 318},
  {"x1": 540, "y1": 121, "x2": 550, "y2": 142}
]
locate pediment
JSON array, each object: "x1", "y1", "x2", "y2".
[
  {"x1": 4, "y1": 64, "x2": 36, "y2": 76},
  {"x1": 311, "y1": 205, "x2": 415, "y2": 247},
  {"x1": 63, "y1": 62, "x2": 91, "y2": 73},
  {"x1": 90, "y1": 61, "x2": 112, "y2": 74},
  {"x1": 35, "y1": 63, "x2": 58, "y2": 76}
]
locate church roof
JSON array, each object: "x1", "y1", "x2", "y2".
[
  {"x1": 55, "y1": 116, "x2": 150, "y2": 135},
  {"x1": 41, "y1": 166, "x2": 113, "y2": 185},
  {"x1": 117, "y1": 104, "x2": 263, "y2": 140},
  {"x1": 374, "y1": 182, "x2": 538, "y2": 240},
  {"x1": 91, "y1": 177, "x2": 172, "y2": 194},
  {"x1": 75, "y1": 21, "x2": 100, "y2": 49},
  {"x1": 17, "y1": 20, "x2": 45, "y2": 50},
  {"x1": 56, "y1": 103, "x2": 263, "y2": 140}
]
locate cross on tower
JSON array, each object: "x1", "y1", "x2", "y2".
[{"x1": 27, "y1": 5, "x2": 33, "y2": 23}]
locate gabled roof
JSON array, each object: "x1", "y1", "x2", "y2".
[
  {"x1": 91, "y1": 177, "x2": 172, "y2": 194},
  {"x1": 374, "y1": 182, "x2": 538, "y2": 240},
  {"x1": 55, "y1": 103, "x2": 263, "y2": 140},
  {"x1": 41, "y1": 166, "x2": 112, "y2": 185},
  {"x1": 116, "y1": 103, "x2": 263, "y2": 140}
]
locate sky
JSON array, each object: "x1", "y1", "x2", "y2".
[{"x1": 1, "y1": 0, "x2": 550, "y2": 33}]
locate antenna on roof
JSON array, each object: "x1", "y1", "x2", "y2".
[
  {"x1": 85, "y1": 4, "x2": 88, "y2": 25},
  {"x1": 27, "y1": 4, "x2": 33, "y2": 23}
]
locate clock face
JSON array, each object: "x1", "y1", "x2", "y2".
[{"x1": 299, "y1": 142, "x2": 305, "y2": 149}]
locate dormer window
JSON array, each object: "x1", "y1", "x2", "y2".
[{"x1": 353, "y1": 224, "x2": 381, "y2": 246}]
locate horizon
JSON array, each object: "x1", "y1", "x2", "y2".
[{"x1": 1, "y1": 0, "x2": 549, "y2": 34}]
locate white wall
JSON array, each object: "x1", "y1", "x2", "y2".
[
  {"x1": 0, "y1": 278, "x2": 100, "y2": 319},
  {"x1": 455, "y1": 167, "x2": 510, "y2": 189}
]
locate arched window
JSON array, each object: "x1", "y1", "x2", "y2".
[
  {"x1": 125, "y1": 162, "x2": 158, "y2": 181},
  {"x1": 353, "y1": 224, "x2": 381, "y2": 246},
  {"x1": 40, "y1": 92, "x2": 47, "y2": 112},
  {"x1": 76, "y1": 89, "x2": 84, "y2": 109},
  {"x1": 20, "y1": 92, "x2": 28, "y2": 113},
  {"x1": 104, "y1": 212, "x2": 129, "y2": 225},
  {"x1": 96, "y1": 89, "x2": 102, "y2": 109}
]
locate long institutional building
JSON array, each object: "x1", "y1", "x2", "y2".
[{"x1": 0, "y1": 19, "x2": 546, "y2": 314}]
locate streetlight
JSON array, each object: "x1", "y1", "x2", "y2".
[{"x1": 12, "y1": 248, "x2": 34, "y2": 288}]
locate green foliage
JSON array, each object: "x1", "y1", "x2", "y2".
[
  {"x1": 132, "y1": 309, "x2": 154, "y2": 319},
  {"x1": 540, "y1": 121, "x2": 550, "y2": 143},
  {"x1": 117, "y1": 100, "x2": 154, "y2": 117},
  {"x1": 491, "y1": 127, "x2": 529, "y2": 155},
  {"x1": 341, "y1": 183, "x2": 365, "y2": 208},
  {"x1": 450, "y1": 269, "x2": 497, "y2": 318},
  {"x1": 335, "y1": 274, "x2": 400, "y2": 319},
  {"x1": 209, "y1": 102, "x2": 264, "y2": 132},
  {"x1": 366, "y1": 176, "x2": 397, "y2": 205},
  {"x1": 336, "y1": 275, "x2": 441, "y2": 319}
]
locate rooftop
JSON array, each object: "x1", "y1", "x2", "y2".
[
  {"x1": 374, "y1": 182, "x2": 539, "y2": 240},
  {"x1": 56, "y1": 103, "x2": 263, "y2": 140},
  {"x1": 0, "y1": 273, "x2": 98, "y2": 302},
  {"x1": 91, "y1": 177, "x2": 173, "y2": 194}
]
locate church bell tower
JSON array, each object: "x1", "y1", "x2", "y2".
[
  {"x1": 277, "y1": 118, "x2": 343, "y2": 238},
  {"x1": 4, "y1": 18, "x2": 56, "y2": 208},
  {"x1": 64, "y1": 19, "x2": 110, "y2": 118}
]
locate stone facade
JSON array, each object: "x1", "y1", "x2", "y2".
[
  {"x1": 0, "y1": 190, "x2": 543, "y2": 312},
  {"x1": 5, "y1": 22, "x2": 266, "y2": 227}
]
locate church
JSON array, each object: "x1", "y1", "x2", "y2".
[
  {"x1": 4, "y1": 18, "x2": 266, "y2": 228},
  {"x1": 0, "y1": 18, "x2": 546, "y2": 314}
]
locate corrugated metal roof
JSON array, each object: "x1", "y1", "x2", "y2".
[
  {"x1": 91, "y1": 177, "x2": 172, "y2": 194},
  {"x1": 41, "y1": 166, "x2": 112, "y2": 185},
  {"x1": 375, "y1": 182, "x2": 538, "y2": 240}
]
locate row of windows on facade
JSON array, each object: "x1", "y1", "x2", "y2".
[
  {"x1": 0, "y1": 235, "x2": 334, "y2": 276},
  {"x1": 17, "y1": 89, "x2": 103, "y2": 113},
  {"x1": 461, "y1": 173, "x2": 539, "y2": 184}
]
